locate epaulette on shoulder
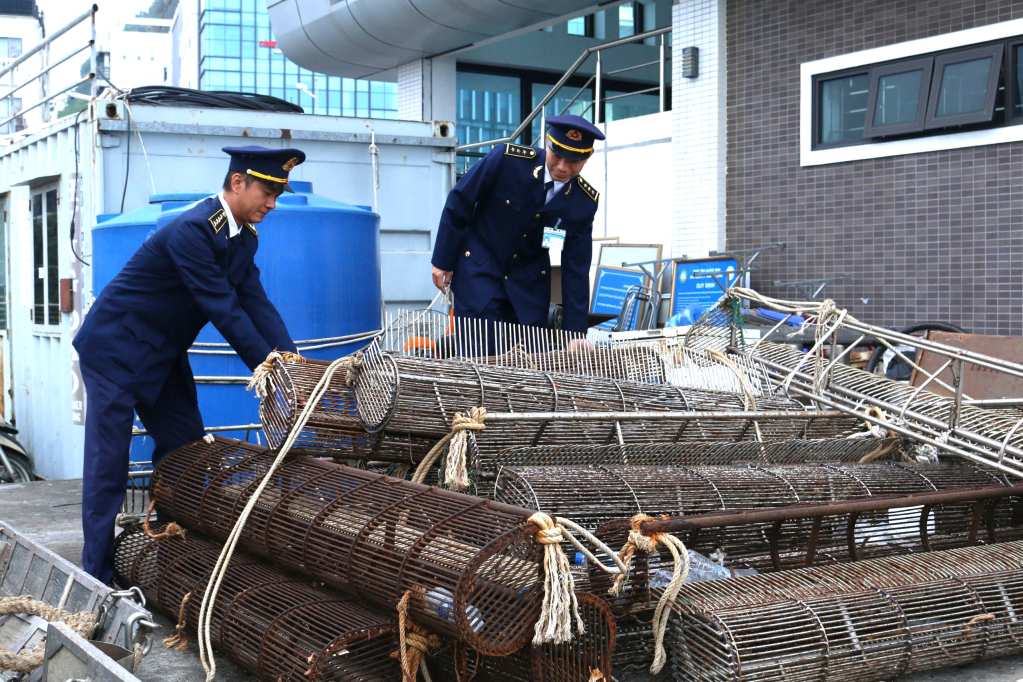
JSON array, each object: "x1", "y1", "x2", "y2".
[
  {"x1": 504, "y1": 143, "x2": 537, "y2": 160},
  {"x1": 207, "y1": 207, "x2": 228, "y2": 234},
  {"x1": 245, "y1": 223, "x2": 258, "y2": 237},
  {"x1": 577, "y1": 175, "x2": 599, "y2": 202}
]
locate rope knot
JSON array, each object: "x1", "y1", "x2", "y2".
[
  {"x1": 340, "y1": 351, "x2": 364, "y2": 388},
  {"x1": 0, "y1": 597, "x2": 97, "y2": 672},
  {"x1": 394, "y1": 591, "x2": 440, "y2": 682},
  {"x1": 443, "y1": 407, "x2": 487, "y2": 491},
  {"x1": 162, "y1": 592, "x2": 192, "y2": 651},
  {"x1": 143, "y1": 499, "x2": 187, "y2": 541},
  {"x1": 527, "y1": 513, "x2": 584, "y2": 645}
]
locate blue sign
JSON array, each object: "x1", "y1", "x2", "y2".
[
  {"x1": 669, "y1": 258, "x2": 738, "y2": 326},
  {"x1": 590, "y1": 266, "x2": 648, "y2": 330}
]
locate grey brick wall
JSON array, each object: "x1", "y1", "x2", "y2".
[{"x1": 726, "y1": 0, "x2": 1023, "y2": 334}]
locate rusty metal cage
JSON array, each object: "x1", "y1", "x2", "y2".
[
  {"x1": 112, "y1": 523, "x2": 403, "y2": 682},
  {"x1": 612, "y1": 618, "x2": 668, "y2": 682},
  {"x1": 479, "y1": 437, "x2": 899, "y2": 473},
  {"x1": 150, "y1": 436, "x2": 552, "y2": 656},
  {"x1": 430, "y1": 592, "x2": 616, "y2": 682},
  {"x1": 669, "y1": 540, "x2": 1023, "y2": 682},
  {"x1": 495, "y1": 461, "x2": 1016, "y2": 533},
  {"x1": 352, "y1": 350, "x2": 861, "y2": 442}
]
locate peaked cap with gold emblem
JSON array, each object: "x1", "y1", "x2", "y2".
[
  {"x1": 545, "y1": 114, "x2": 605, "y2": 161},
  {"x1": 223, "y1": 145, "x2": 306, "y2": 192}
]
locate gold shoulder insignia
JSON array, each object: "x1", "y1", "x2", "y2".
[
  {"x1": 245, "y1": 223, "x2": 258, "y2": 237},
  {"x1": 504, "y1": 143, "x2": 537, "y2": 160},
  {"x1": 208, "y1": 208, "x2": 227, "y2": 234},
  {"x1": 577, "y1": 176, "x2": 599, "y2": 202}
]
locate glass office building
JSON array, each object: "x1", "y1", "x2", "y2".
[{"x1": 199, "y1": 0, "x2": 398, "y2": 118}]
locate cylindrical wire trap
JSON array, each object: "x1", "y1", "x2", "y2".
[
  {"x1": 669, "y1": 540, "x2": 1023, "y2": 682},
  {"x1": 151, "y1": 436, "x2": 555, "y2": 656},
  {"x1": 112, "y1": 523, "x2": 403, "y2": 682}
]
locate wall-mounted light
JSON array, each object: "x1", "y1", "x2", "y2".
[{"x1": 682, "y1": 46, "x2": 699, "y2": 78}]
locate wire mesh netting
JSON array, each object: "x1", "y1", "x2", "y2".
[
  {"x1": 668, "y1": 540, "x2": 1023, "y2": 682},
  {"x1": 571, "y1": 462, "x2": 1023, "y2": 615},
  {"x1": 112, "y1": 523, "x2": 402, "y2": 682},
  {"x1": 352, "y1": 349, "x2": 862, "y2": 440},
  {"x1": 482, "y1": 438, "x2": 900, "y2": 470},
  {"x1": 149, "y1": 436, "x2": 549, "y2": 656},
  {"x1": 429, "y1": 592, "x2": 616, "y2": 682}
]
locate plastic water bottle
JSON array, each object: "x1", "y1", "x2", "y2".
[
  {"x1": 649, "y1": 550, "x2": 759, "y2": 589},
  {"x1": 424, "y1": 586, "x2": 485, "y2": 633}
]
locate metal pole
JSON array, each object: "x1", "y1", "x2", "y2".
[
  {"x1": 594, "y1": 50, "x2": 602, "y2": 125},
  {"x1": 0, "y1": 5, "x2": 98, "y2": 81},
  {"x1": 640, "y1": 484, "x2": 1023, "y2": 535},
  {"x1": 481, "y1": 409, "x2": 846, "y2": 422},
  {"x1": 90, "y1": 9, "x2": 97, "y2": 97},
  {"x1": 658, "y1": 34, "x2": 665, "y2": 113}
]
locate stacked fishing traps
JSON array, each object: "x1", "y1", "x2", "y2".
[{"x1": 125, "y1": 294, "x2": 1023, "y2": 682}]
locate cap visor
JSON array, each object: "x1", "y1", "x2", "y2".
[
  {"x1": 281, "y1": 182, "x2": 295, "y2": 193},
  {"x1": 549, "y1": 146, "x2": 590, "y2": 162}
]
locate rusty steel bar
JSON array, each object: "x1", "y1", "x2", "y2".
[
  {"x1": 151, "y1": 436, "x2": 548, "y2": 656},
  {"x1": 669, "y1": 541, "x2": 1023, "y2": 682},
  {"x1": 640, "y1": 482, "x2": 1023, "y2": 535},
  {"x1": 112, "y1": 523, "x2": 402, "y2": 682}
]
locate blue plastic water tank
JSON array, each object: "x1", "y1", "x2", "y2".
[{"x1": 89, "y1": 183, "x2": 382, "y2": 461}]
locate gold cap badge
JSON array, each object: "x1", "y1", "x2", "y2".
[
  {"x1": 282, "y1": 157, "x2": 299, "y2": 171},
  {"x1": 566, "y1": 129, "x2": 583, "y2": 141}
]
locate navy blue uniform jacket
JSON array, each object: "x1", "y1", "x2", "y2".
[
  {"x1": 431, "y1": 143, "x2": 599, "y2": 333},
  {"x1": 73, "y1": 196, "x2": 296, "y2": 405}
]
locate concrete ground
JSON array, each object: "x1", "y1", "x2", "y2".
[{"x1": 2, "y1": 478, "x2": 1022, "y2": 682}]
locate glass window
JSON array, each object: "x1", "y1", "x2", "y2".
[
  {"x1": 0, "y1": 199, "x2": 7, "y2": 329},
  {"x1": 819, "y1": 73, "x2": 869, "y2": 145},
  {"x1": 0, "y1": 37, "x2": 22, "y2": 59},
  {"x1": 32, "y1": 194, "x2": 42, "y2": 324},
  {"x1": 32, "y1": 188, "x2": 59, "y2": 326},
  {"x1": 874, "y1": 70, "x2": 924, "y2": 125},
  {"x1": 46, "y1": 190, "x2": 58, "y2": 325},
  {"x1": 456, "y1": 72, "x2": 521, "y2": 161},
  {"x1": 619, "y1": 3, "x2": 636, "y2": 38},
  {"x1": 863, "y1": 57, "x2": 932, "y2": 137},
  {"x1": 936, "y1": 57, "x2": 991, "y2": 115},
  {"x1": 567, "y1": 16, "x2": 589, "y2": 37},
  {"x1": 605, "y1": 89, "x2": 659, "y2": 121},
  {"x1": 531, "y1": 82, "x2": 593, "y2": 144},
  {"x1": 925, "y1": 44, "x2": 1003, "y2": 129}
]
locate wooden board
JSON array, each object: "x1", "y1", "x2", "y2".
[{"x1": 910, "y1": 331, "x2": 1023, "y2": 399}]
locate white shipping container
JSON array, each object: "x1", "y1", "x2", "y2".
[{"x1": 0, "y1": 102, "x2": 455, "y2": 479}]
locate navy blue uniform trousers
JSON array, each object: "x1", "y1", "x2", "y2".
[{"x1": 81, "y1": 360, "x2": 204, "y2": 584}]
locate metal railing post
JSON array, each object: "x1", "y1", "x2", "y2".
[
  {"x1": 659, "y1": 34, "x2": 666, "y2": 113},
  {"x1": 594, "y1": 50, "x2": 602, "y2": 125},
  {"x1": 90, "y1": 9, "x2": 97, "y2": 97},
  {"x1": 540, "y1": 104, "x2": 546, "y2": 146}
]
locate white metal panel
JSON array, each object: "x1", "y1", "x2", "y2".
[{"x1": 0, "y1": 104, "x2": 453, "y2": 478}]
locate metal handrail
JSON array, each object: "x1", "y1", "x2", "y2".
[
  {"x1": 1, "y1": 4, "x2": 98, "y2": 133},
  {"x1": 456, "y1": 25, "x2": 671, "y2": 153}
]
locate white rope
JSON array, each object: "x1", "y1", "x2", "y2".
[{"x1": 198, "y1": 353, "x2": 356, "y2": 681}]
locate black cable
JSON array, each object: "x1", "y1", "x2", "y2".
[
  {"x1": 865, "y1": 322, "x2": 970, "y2": 375},
  {"x1": 121, "y1": 86, "x2": 303, "y2": 113},
  {"x1": 120, "y1": 105, "x2": 130, "y2": 212},
  {"x1": 70, "y1": 109, "x2": 89, "y2": 266}
]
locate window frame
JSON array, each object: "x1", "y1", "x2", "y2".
[
  {"x1": 924, "y1": 43, "x2": 1003, "y2": 129},
  {"x1": 31, "y1": 184, "x2": 60, "y2": 328},
  {"x1": 814, "y1": 67, "x2": 870, "y2": 149},
  {"x1": 861, "y1": 56, "x2": 934, "y2": 138}
]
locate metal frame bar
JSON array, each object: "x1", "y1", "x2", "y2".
[
  {"x1": 773, "y1": 275, "x2": 851, "y2": 300},
  {"x1": 0, "y1": 75, "x2": 93, "y2": 130},
  {"x1": 456, "y1": 25, "x2": 672, "y2": 152}
]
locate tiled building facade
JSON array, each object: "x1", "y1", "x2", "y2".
[{"x1": 726, "y1": 0, "x2": 1023, "y2": 334}]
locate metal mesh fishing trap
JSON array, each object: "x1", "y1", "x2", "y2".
[
  {"x1": 429, "y1": 592, "x2": 616, "y2": 682},
  {"x1": 112, "y1": 523, "x2": 402, "y2": 682},
  {"x1": 352, "y1": 350, "x2": 861, "y2": 441},
  {"x1": 258, "y1": 357, "x2": 436, "y2": 461},
  {"x1": 575, "y1": 462, "x2": 1023, "y2": 614},
  {"x1": 149, "y1": 436, "x2": 551, "y2": 656},
  {"x1": 482, "y1": 437, "x2": 900, "y2": 469},
  {"x1": 668, "y1": 540, "x2": 1023, "y2": 682}
]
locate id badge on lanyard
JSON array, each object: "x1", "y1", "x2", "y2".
[{"x1": 542, "y1": 218, "x2": 566, "y2": 266}]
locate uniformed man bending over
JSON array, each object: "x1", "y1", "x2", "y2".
[
  {"x1": 431, "y1": 114, "x2": 604, "y2": 336},
  {"x1": 73, "y1": 145, "x2": 304, "y2": 583}
]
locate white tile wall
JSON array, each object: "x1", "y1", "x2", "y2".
[
  {"x1": 397, "y1": 60, "x2": 423, "y2": 121},
  {"x1": 671, "y1": 0, "x2": 726, "y2": 258}
]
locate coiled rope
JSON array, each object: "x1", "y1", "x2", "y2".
[{"x1": 0, "y1": 597, "x2": 96, "y2": 672}]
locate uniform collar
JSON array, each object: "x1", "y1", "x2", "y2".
[{"x1": 217, "y1": 192, "x2": 241, "y2": 238}]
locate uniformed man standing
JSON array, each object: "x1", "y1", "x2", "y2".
[
  {"x1": 73, "y1": 146, "x2": 304, "y2": 584},
  {"x1": 431, "y1": 115, "x2": 604, "y2": 337}
]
